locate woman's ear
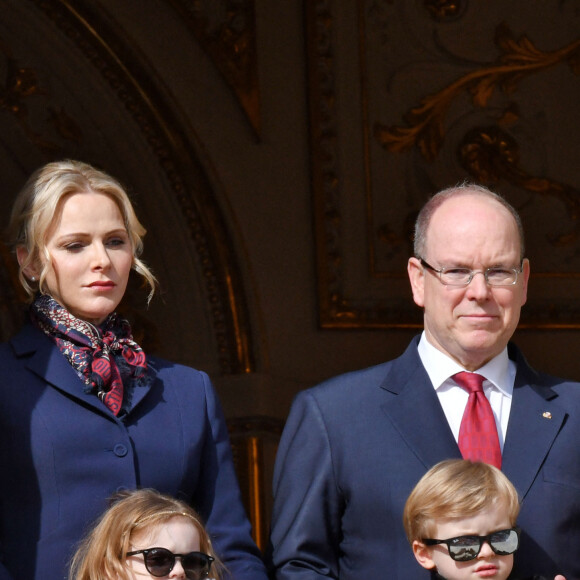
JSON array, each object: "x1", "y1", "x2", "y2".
[
  {"x1": 16, "y1": 246, "x2": 38, "y2": 280},
  {"x1": 412, "y1": 540, "x2": 436, "y2": 570}
]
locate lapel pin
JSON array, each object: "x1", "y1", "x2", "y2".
[{"x1": 542, "y1": 411, "x2": 552, "y2": 419}]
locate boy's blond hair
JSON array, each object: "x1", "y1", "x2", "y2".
[{"x1": 403, "y1": 459, "x2": 520, "y2": 544}]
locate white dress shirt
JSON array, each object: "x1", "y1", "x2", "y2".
[{"x1": 417, "y1": 331, "x2": 515, "y2": 451}]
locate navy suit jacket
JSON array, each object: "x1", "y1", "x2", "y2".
[
  {"x1": 270, "y1": 336, "x2": 580, "y2": 579},
  {"x1": 0, "y1": 324, "x2": 268, "y2": 580}
]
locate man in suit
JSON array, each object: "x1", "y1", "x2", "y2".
[{"x1": 269, "y1": 184, "x2": 578, "y2": 579}]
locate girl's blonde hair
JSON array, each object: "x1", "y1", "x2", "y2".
[
  {"x1": 7, "y1": 159, "x2": 157, "y2": 302},
  {"x1": 69, "y1": 488, "x2": 225, "y2": 580},
  {"x1": 403, "y1": 459, "x2": 520, "y2": 544}
]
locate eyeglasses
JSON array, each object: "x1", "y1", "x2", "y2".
[
  {"x1": 126, "y1": 547, "x2": 214, "y2": 579},
  {"x1": 422, "y1": 527, "x2": 520, "y2": 562},
  {"x1": 420, "y1": 258, "x2": 523, "y2": 287}
]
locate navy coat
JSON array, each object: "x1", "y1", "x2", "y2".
[
  {"x1": 0, "y1": 324, "x2": 268, "y2": 580},
  {"x1": 270, "y1": 336, "x2": 580, "y2": 579}
]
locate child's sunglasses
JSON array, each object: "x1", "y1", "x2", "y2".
[
  {"x1": 126, "y1": 547, "x2": 214, "y2": 578},
  {"x1": 422, "y1": 527, "x2": 520, "y2": 562}
]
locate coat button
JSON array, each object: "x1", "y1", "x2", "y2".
[{"x1": 113, "y1": 443, "x2": 128, "y2": 457}]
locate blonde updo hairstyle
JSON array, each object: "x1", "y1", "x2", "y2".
[
  {"x1": 7, "y1": 159, "x2": 157, "y2": 302},
  {"x1": 68, "y1": 488, "x2": 225, "y2": 580}
]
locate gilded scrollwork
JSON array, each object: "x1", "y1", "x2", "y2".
[
  {"x1": 373, "y1": 22, "x2": 580, "y2": 247},
  {"x1": 374, "y1": 23, "x2": 580, "y2": 161},
  {"x1": 459, "y1": 125, "x2": 580, "y2": 245}
]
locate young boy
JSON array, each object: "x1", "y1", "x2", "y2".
[{"x1": 403, "y1": 459, "x2": 566, "y2": 580}]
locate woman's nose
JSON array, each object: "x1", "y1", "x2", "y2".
[{"x1": 91, "y1": 244, "x2": 112, "y2": 268}]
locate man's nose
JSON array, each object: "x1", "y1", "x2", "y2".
[{"x1": 465, "y1": 271, "x2": 491, "y2": 298}]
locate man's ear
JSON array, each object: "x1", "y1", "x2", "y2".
[
  {"x1": 16, "y1": 246, "x2": 38, "y2": 280},
  {"x1": 520, "y1": 257, "x2": 530, "y2": 306},
  {"x1": 412, "y1": 540, "x2": 436, "y2": 570},
  {"x1": 408, "y1": 257, "x2": 426, "y2": 308}
]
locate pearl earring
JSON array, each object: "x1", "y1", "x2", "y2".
[{"x1": 30, "y1": 276, "x2": 36, "y2": 282}]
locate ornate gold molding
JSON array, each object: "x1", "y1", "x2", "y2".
[
  {"x1": 166, "y1": 0, "x2": 261, "y2": 137},
  {"x1": 307, "y1": 0, "x2": 352, "y2": 325},
  {"x1": 307, "y1": 0, "x2": 422, "y2": 328}
]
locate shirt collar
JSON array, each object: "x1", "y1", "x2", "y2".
[{"x1": 417, "y1": 331, "x2": 513, "y2": 395}]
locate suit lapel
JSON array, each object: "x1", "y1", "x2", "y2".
[
  {"x1": 377, "y1": 339, "x2": 567, "y2": 496},
  {"x1": 501, "y1": 345, "x2": 565, "y2": 499},
  {"x1": 379, "y1": 339, "x2": 462, "y2": 469}
]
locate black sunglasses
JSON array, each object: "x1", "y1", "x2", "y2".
[
  {"x1": 126, "y1": 547, "x2": 214, "y2": 579},
  {"x1": 422, "y1": 527, "x2": 520, "y2": 562}
]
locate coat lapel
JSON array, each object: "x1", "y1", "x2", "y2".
[
  {"x1": 11, "y1": 323, "x2": 155, "y2": 418},
  {"x1": 501, "y1": 344, "x2": 565, "y2": 499},
  {"x1": 22, "y1": 332, "x2": 110, "y2": 415},
  {"x1": 379, "y1": 339, "x2": 463, "y2": 469}
]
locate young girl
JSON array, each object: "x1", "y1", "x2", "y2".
[{"x1": 69, "y1": 488, "x2": 225, "y2": 580}]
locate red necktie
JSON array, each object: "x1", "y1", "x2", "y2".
[{"x1": 454, "y1": 372, "x2": 502, "y2": 469}]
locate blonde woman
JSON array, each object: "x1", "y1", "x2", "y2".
[{"x1": 0, "y1": 160, "x2": 266, "y2": 580}]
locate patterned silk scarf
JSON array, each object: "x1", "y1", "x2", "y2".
[{"x1": 30, "y1": 294, "x2": 151, "y2": 416}]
